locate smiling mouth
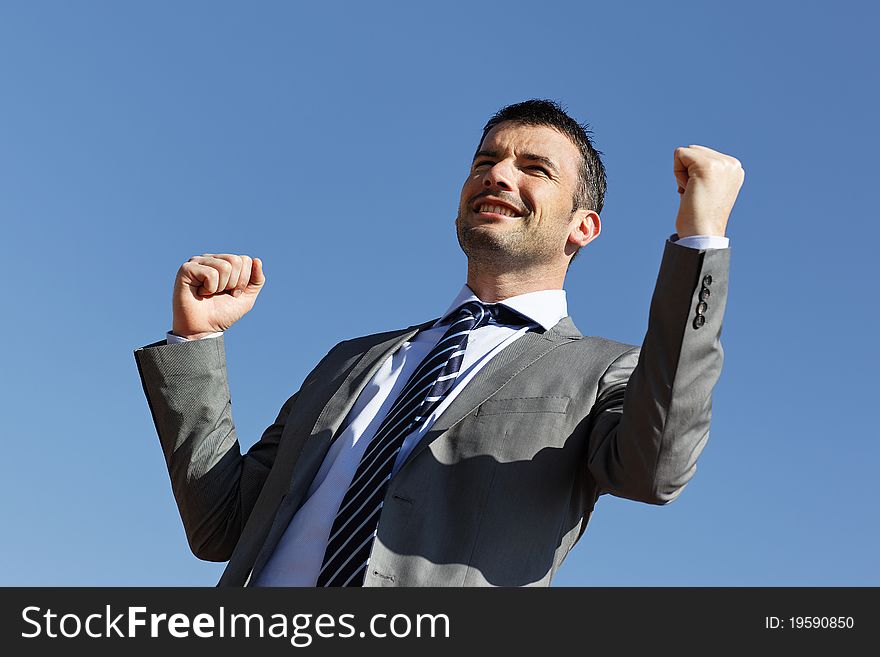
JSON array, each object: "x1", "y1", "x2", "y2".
[{"x1": 474, "y1": 202, "x2": 523, "y2": 218}]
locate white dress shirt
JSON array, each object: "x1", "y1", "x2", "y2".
[{"x1": 163, "y1": 235, "x2": 729, "y2": 586}]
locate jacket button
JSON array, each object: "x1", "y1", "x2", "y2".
[
  {"x1": 693, "y1": 315, "x2": 706, "y2": 329},
  {"x1": 702, "y1": 275, "x2": 713, "y2": 287},
  {"x1": 699, "y1": 287, "x2": 711, "y2": 301},
  {"x1": 697, "y1": 301, "x2": 708, "y2": 314}
]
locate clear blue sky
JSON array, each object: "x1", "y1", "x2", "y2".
[{"x1": 1, "y1": 0, "x2": 877, "y2": 586}]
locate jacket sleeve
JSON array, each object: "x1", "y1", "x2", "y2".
[
  {"x1": 134, "y1": 335, "x2": 299, "y2": 561},
  {"x1": 586, "y1": 240, "x2": 730, "y2": 504}
]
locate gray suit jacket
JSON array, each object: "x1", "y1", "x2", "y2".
[{"x1": 135, "y1": 241, "x2": 729, "y2": 586}]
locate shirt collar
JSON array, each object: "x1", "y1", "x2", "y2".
[{"x1": 436, "y1": 284, "x2": 568, "y2": 332}]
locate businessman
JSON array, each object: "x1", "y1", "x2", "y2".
[{"x1": 135, "y1": 99, "x2": 744, "y2": 586}]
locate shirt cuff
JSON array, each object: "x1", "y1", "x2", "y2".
[
  {"x1": 166, "y1": 330, "x2": 224, "y2": 344},
  {"x1": 670, "y1": 234, "x2": 730, "y2": 250}
]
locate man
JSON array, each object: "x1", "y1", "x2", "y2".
[{"x1": 135, "y1": 99, "x2": 744, "y2": 587}]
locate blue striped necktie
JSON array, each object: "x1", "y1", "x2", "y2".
[{"x1": 316, "y1": 300, "x2": 527, "y2": 587}]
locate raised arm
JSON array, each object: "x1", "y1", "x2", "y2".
[
  {"x1": 134, "y1": 253, "x2": 277, "y2": 561},
  {"x1": 587, "y1": 145, "x2": 743, "y2": 503}
]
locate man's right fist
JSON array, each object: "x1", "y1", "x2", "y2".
[{"x1": 171, "y1": 254, "x2": 266, "y2": 339}]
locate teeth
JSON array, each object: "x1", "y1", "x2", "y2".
[{"x1": 479, "y1": 203, "x2": 517, "y2": 217}]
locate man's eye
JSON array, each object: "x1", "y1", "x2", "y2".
[
  {"x1": 473, "y1": 160, "x2": 494, "y2": 169},
  {"x1": 527, "y1": 166, "x2": 549, "y2": 175}
]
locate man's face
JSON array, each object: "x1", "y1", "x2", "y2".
[{"x1": 455, "y1": 122, "x2": 584, "y2": 270}]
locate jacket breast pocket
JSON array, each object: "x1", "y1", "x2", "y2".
[
  {"x1": 476, "y1": 395, "x2": 570, "y2": 416},
  {"x1": 471, "y1": 396, "x2": 572, "y2": 462}
]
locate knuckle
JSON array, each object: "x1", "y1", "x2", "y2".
[{"x1": 238, "y1": 260, "x2": 252, "y2": 285}]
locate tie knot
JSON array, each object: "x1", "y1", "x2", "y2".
[{"x1": 452, "y1": 300, "x2": 530, "y2": 328}]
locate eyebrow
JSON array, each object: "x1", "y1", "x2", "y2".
[{"x1": 473, "y1": 149, "x2": 560, "y2": 175}]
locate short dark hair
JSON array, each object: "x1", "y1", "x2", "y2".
[{"x1": 478, "y1": 99, "x2": 606, "y2": 215}]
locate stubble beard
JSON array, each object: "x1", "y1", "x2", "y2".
[{"x1": 455, "y1": 210, "x2": 565, "y2": 271}]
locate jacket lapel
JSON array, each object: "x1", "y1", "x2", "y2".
[
  {"x1": 283, "y1": 320, "x2": 433, "y2": 498},
  {"x1": 244, "y1": 319, "x2": 435, "y2": 583}
]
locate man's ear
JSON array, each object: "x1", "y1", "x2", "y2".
[{"x1": 568, "y1": 209, "x2": 601, "y2": 248}]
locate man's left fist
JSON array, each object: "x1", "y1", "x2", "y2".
[{"x1": 673, "y1": 145, "x2": 744, "y2": 238}]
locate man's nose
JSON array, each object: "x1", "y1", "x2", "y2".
[{"x1": 482, "y1": 161, "x2": 515, "y2": 191}]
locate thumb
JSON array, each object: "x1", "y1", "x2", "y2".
[
  {"x1": 251, "y1": 257, "x2": 266, "y2": 287},
  {"x1": 674, "y1": 165, "x2": 689, "y2": 195}
]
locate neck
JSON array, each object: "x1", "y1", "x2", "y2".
[{"x1": 465, "y1": 262, "x2": 567, "y2": 302}]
